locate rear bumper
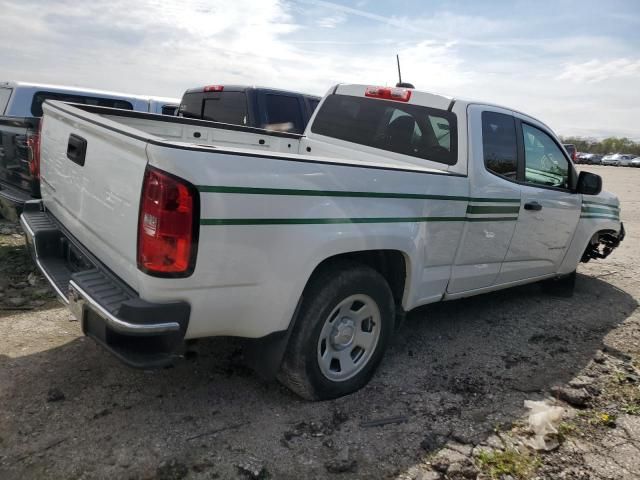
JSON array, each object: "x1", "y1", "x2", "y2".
[{"x1": 20, "y1": 200, "x2": 190, "y2": 368}]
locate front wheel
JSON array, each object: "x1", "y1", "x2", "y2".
[{"x1": 278, "y1": 262, "x2": 395, "y2": 400}]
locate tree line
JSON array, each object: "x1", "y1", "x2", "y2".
[{"x1": 559, "y1": 137, "x2": 640, "y2": 156}]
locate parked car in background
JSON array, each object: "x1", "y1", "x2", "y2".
[
  {"x1": 618, "y1": 154, "x2": 637, "y2": 167},
  {"x1": 22, "y1": 83, "x2": 623, "y2": 399},
  {"x1": 602, "y1": 153, "x2": 623, "y2": 166},
  {"x1": 631, "y1": 157, "x2": 640, "y2": 168},
  {"x1": 563, "y1": 143, "x2": 577, "y2": 162},
  {"x1": 178, "y1": 85, "x2": 320, "y2": 134},
  {"x1": 578, "y1": 153, "x2": 603, "y2": 165},
  {"x1": 0, "y1": 81, "x2": 179, "y2": 219}
]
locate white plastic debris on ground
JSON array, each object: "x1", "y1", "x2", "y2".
[{"x1": 524, "y1": 399, "x2": 565, "y2": 451}]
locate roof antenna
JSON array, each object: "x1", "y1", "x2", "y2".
[{"x1": 396, "y1": 54, "x2": 415, "y2": 89}]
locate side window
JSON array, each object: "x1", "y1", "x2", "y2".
[
  {"x1": 161, "y1": 105, "x2": 177, "y2": 116},
  {"x1": 265, "y1": 94, "x2": 304, "y2": 133},
  {"x1": 522, "y1": 124, "x2": 569, "y2": 189},
  {"x1": 0, "y1": 88, "x2": 12, "y2": 115},
  {"x1": 482, "y1": 111, "x2": 518, "y2": 180},
  {"x1": 202, "y1": 92, "x2": 248, "y2": 125}
]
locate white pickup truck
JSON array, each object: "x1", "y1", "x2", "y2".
[{"x1": 21, "y1": 84, "x2": 624, "y2": 400}]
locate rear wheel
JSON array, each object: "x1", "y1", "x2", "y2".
[{"x1": 278, "y1": 262, "x2": 395, "y2": 400}]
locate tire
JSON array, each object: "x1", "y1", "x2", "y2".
[{"x1": 278, "y1": 261, "x2": 395, "y2": 400}]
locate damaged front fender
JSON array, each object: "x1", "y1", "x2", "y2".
[{"x1": 581, "y1": 223, "x2": 625, "y2": 263}]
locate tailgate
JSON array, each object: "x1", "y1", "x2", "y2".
[{"x1": 39, "y1": 101, "x2": 149, "y2": 290}]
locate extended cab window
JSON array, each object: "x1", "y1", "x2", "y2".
[
  {"x1": 311, "y1": 94, "x2": 457, "y2": 165},
  {"x1": 482, "y1": 111, "x2": 518, "y2": 180},
  {"x1": 522, "y1": 123, "x2": 570, "y2": 189},
  {"x1": 264, "y1": 94, "x2": 303, "y2": 133},
  {"x1": 31, "y1": 92, "x2": 133, "y2": 117},
  {"x1": 202, "y1": 92, "x2": 248, "y2": 125}
]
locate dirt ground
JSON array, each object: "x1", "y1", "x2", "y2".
[{"x1": 0, "y1": 165, "x2": 639, "y2": 480}]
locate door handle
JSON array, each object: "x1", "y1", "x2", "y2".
[
  {"x1": 524, "y1": 201, "x2": 542, "y2": 211},
  {"x1": 67, "y1": 134, "x2": 87, "y2": 166}
]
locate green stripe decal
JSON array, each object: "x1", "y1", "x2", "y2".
[
  {"x1": 200, "y1": 216, "x2": 519, "y2": 226},
  {"x1": 468, "y1": 197, "x2": 520, "y2": 203},
  {"x1": 580, "y1": 214, "x2": 620, "y2": 220},
  {"x1": 583, "y1": 200, "x2": 619, "y2": 209},
  {"x1": 466, "y1": 205, "x2": 520, "y2": 214},
  {"x1": 582, "y1": 206, "x2": 619, "y2": 215},
  {"x1": 197, "y1": 185, "x2": 467, "y2": 201},
  {"x1": 466, "y1": 217, "x2": 520, "y2": 222},
  {"x1": 197, "y1": 185, "x2": 519, "y2": 203}
]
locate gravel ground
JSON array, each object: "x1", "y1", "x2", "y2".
[{"x1": 0, "y1": 165, "x2": 639, "y2": 480}]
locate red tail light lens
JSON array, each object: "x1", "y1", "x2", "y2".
[
  {"x1": 204, "y1": 85, "x2": 224, "y2": 92},
  {"x1": 137, "y1": 167, "x2": 199, "y2": 276},
  {"x1": 27, "y1": 119, "x2": 43, "y2": 179},
  {"x1": 365, "y1": 86, "x2": 412, "y2": 102}
]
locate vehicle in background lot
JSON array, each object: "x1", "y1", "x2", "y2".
[
  {"x1": 578, "y1": 153, "x2": 603, "y2": 165},
  {"x1": 618, "y1": 154, "x2": 637, "y2": 167},
  {"x1": 178, "y1": 85, "x2": 320, "y2": 134},
  {"x1": 22, "y1": 84, "x2": 624, "y2": 400},
  {"x1": 602, "y1": 153, "x2": 636, "y2": 167},
  {"x1": 563, "y1": 143, "x2": 577, "y2": 162},
  {"x1": 0, "y1": 81, "x2": 179, "y2": 219},
  {"x1": 630, "y1": 157, "x2": 640, "y2": 168}
]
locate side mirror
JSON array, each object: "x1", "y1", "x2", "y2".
[{"x1": 576, "y1": 171, "x2": 602, "y2": 195}]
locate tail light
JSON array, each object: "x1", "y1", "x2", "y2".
[
  {"x1": 204, "y1": 85, "x2": 224, "y2": 92},
  {"x1": 365, "y1": 86, "x2": 412, "y2": 102},
  {"x1": 137, "y1": 167, "x2": 199, "y2": 277},
  {"x1": 27, "y1": 119, "x2": 43, "y2": 179}
]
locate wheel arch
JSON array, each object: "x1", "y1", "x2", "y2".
[
  {"x1": 306, "y1": 249, "x2": 411, "y2": 308},
  {"x1": 244, "y1": 248, "x2": 412, "y2": 381},
  {"x1": 558, "y1": 217, "x2": 622, "y2": 274}
]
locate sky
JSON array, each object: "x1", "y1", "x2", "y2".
[{"x1": 1, "y1": 0, "x2": 639, "y2": 139}]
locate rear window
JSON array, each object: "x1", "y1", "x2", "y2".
[
  {"x1": 202, "y1": 92, "x2": 248, "y2": 125},
  {"x1": 311, "y1": 94, "x2": 457, "y2": 165},
  {"x1": 31, "y1": 91, "x2": 133, "y2": 117},
  {"x1": 175, "y1": 90, "x2": 249, "y2": 123},
  {"x1": 0, "y1": 88, "x2": 12, "y2": 115},
  {"x1": 264, "y1": 94, "x2": 304, "y2": 133}
]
